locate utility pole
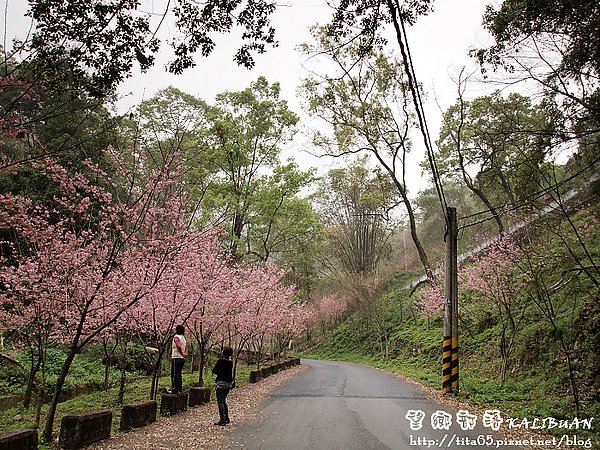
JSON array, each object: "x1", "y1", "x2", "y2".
[{"x1": 442, "y1": 207, "x2": 458, "y2": 394}]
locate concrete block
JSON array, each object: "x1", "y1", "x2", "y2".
[
  {"x1": 0, "y1": 429, "x2": 37, "y2": 450},
  {"x1": 188, "y1": 387, "x2": 210, "y2": 407},
  {"x1": 58, "y1": 410, "x2": 112, "y2": 449},
  {"x1": 160, "y1": 392, "x2": 187, "y2": 416},
  {"x1": 120, "y1": 401, "x2": 157, "y2": 431}
]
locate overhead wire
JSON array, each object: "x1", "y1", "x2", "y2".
[
  {"x1": 386, "y1": 0, "x2": 598, "y2": 238},
  {"x1": 399, "y1": 11, "x2": 448, "y2": 214},
  {"x1": 387, "y1": 0, "x2": 448, "y2": 222},
  {"x1": 457, "y1": 154, "x2": 600, "y2": 231},
  {"x1": 458, "y1": 153, "x2": 600, "y2": 222}
]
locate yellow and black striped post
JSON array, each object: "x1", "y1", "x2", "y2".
[
  {"x1": 442, "y1": 335, "x2": 453, "y2": 394},
  {"x1": 451, "y1": 336, "x2": 459, "y2": 391},
  {"x1": 442, "y1": 207, "x2": 458, "y2": 394}
]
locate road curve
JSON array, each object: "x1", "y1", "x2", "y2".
[{"x1": 225, "y1": 359, "x2": 522, "y2": 450}]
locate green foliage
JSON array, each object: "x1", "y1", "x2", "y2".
[
  {"x1": 0, "y1": 345, "x2": 154, "y2": 396},
  {"x1": 323, "y1": 0, "x2": 433, "y2": 52},
  {"x1": 0, "y1": 364, "x2": 252, "y2": 437},
  {"x1": 189, "y1": 77, "x2": 321, "y2": 264},
  {"x1": 435, "y1": 91, "x2": 554, "y2": 232},
  {"x1": 478, "y1": 0, "x2": 600, "y2": 82},
  {"x1": 307, "y1": 199, "x2": 599, "y2": 441},
  {"x1": 0, "y1": 344, "x2": 251, "y2": 433},
  {"x1": 45, "y1": 347, "x2": 110, "y2": 393},
  {"x1": 313, "y1": 157, "x2": 398, "y2": 275},
  {"x1": 0, "y1": 359, "x2": 28, "y2": 395},
  {"x1": 300, "y1": 30, "x2": 434, "y2": 278},
  {"x1": 1, "y1": 58, "x2": 124, "y2": 167},
  {"x1": 127, "y1": 79, "x2": 323, "y2": 273},
  {"x1": 415, "y1": 181, "x2": 484, "y2": 259},
  {"x1": 25, "y1": 0, "x2": 277, "y2": 96},
  {"x1": 474, "y1": 0, "x2": 600, "y2": 166}
]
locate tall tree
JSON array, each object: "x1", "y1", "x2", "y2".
[
  {"x1": 0, "y1": 59, "x2": 123, "y2": 172},
  {"x1": 474, "y1": 0, "x2": 600, "y2": 170},
  {"x1": 135, "y1": 86, "x2": 209, "y2": 168},
  {"x1": 131, "y1": 86, "x2": 210, "y2": 207},
  {"x1": 415, "y1": 181, "x2": 481, "y2": 259},
  {"x1": 132, "y1": 81, "x2": 322, "y2": 273},
  {"x1": 19, "y1": 0, "x2": 278, "y2": 96},
  {"x1": 243, "y1": 162, "x2": 319, "y2": 262},
  {"x1": 314, "y1": 158, "x2": 397, "y2": 275},
  {"x1": 0, "y1": 155, "x2": 169, "y2": 442},
  {"x1": 435, "y1": 91, "x2": 554, "y2": 233},
  {"x1": 301, "y1": 32, "x2": 434, "y2": 281},
  {"x1": 475, "y1": 0, "x2": 599, "y2": 120},
  {"x1": 195, "y1": 77, "x2": 312, "y2": 262}
]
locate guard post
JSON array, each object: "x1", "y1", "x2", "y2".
[{"x1": 442, "y1": 206, "x2": 458, "y2": 393}]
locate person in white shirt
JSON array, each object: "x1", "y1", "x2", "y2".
[{"x1": 170, "y1": 324, "x2": 188, "y2": 393}]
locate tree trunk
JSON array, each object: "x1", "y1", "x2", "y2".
[
  {"x1": 233, "y1": 338, "x2": 249, "y2": 382},
  {"x1": 43, "y1": 345, "x2": 78, "y2": 443},
  {"x1": 497, "y1": 167, "x2": 517, "y2": 208},
  {"x1": 23, "y1": 347, "x2": 41, "y2": 409},
  {"x1": 198, "y1": 338, "x2": 206, "y2": 386},
  {"x1": 104, "y1": 363, "x2": 111, "y2": 392},
  {"x1": 102, "y1": 338, "x2": 118, "y2": 392},
  {"x1": 35, "y1": 382, "x2": 43, "y2": 428},
  {"x1": 563, "y1": 346, "x2": 580, "y2": 416},
  {"x1": 407, "y1": 204, "x2": 433, "y2": 280},
  {"x1": 118, "y1": 362, "x2": 127, "y2": 404},
  {"x1": 150, "y1": 352, "x2": 164, "y2": 400},
  {"x1": 499, "y1": 326, "x2": 508, "y2": 383},
  {"x1": 466, "y1": 181, "x2": 505, "y2": 234},
  {"x1": 231, "y1": 213, "x2": 245, "y2": 259}
]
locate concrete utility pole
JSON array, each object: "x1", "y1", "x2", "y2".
[{"x1": 442, "y1": 207, "x2": 458, "y2": 394}]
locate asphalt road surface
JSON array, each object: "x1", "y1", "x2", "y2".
[{"x1": 225, "y1": 359, "x2": 523, "y2": 450}]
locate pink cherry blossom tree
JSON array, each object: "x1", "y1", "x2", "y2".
[
  {"x1": 0, "y1": 149, "x2": 203, "y2": 442},
  {"x1": 300, "y1": 293, "x2": 347, "y2": 344},
  {"x1": 417, "y1": 281, "x2": 445, "y2": 316},
  {"x1": 186, "y1": 245, "x2": 237, "y2": 387},
  {"x1": 225, "y1": 263, "x2": 296, "y2": 375},
  {"x1": 127, "y1": 227, "x2": 233, "y2": 398},
  {"x1": 460, "y1": 235, "x2": 524, "y2": 381},
  {"x1": 315, "y1": 294, "x2": 347, "y2": 333},
  {"x1": 273, "y1": 299, "x2": 316, "y2": 358}
]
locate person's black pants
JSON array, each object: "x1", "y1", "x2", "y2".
[
  {"x1": 216, "y1": 387, "x2": 230, "y2": 423},
  {"x1": 171, "y1": 358, "x2": 185, "y2": 393}
]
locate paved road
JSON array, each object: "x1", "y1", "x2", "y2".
[{"x1": 226, "y1": 359, "x2": 522, "y2": 450}]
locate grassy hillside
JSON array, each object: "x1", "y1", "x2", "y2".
[{"x1": 306, "y1": 187, "x2": 600, "y2": 443}]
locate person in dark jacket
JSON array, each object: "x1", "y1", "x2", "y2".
[{"x1": 212, "y1": 346, "x2": 234, "y2": 426}]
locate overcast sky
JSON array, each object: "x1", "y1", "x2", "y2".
[{"x1": 4, "y1": 0, "x2": 500, "y2": 193}]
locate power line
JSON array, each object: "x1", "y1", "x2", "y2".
[
  {"x1": 399, "y1": 12, "x2": 447, "y2": 213},
  {"x1": 458, "y1": 153, "x2": 600, "y2": 222},
  {"x1": 387, "y1": 0, "x2": 448, "y2": 221},
  {"x1": 457, "y1": 154, "x2": 600, "y2": 231}
]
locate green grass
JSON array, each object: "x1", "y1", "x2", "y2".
[
  {"x1": 0, "y1": 363, "x2": 253, "y2": 447},
  {"x1": 301, "y1": 201, "x2": 600, "y2": 445},
  {"x1": 303, "y1": 282, "x2": 599, "y2": 445}
]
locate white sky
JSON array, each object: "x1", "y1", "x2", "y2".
[{"x1": 4, "y1": 0, "x2": 500, "y2": 194}]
